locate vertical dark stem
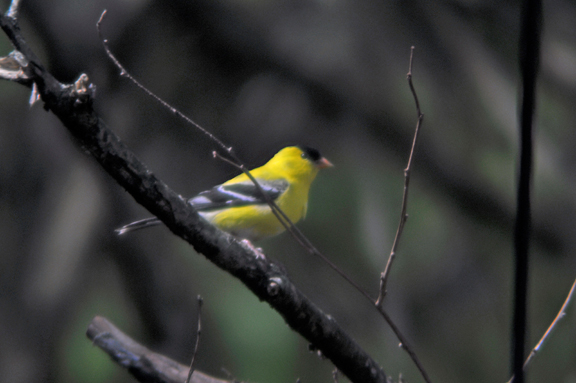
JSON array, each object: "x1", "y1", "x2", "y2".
[{"x1": 513, "y1": 0, "x2": 541, "y2": 382}]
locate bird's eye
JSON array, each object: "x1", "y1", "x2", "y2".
[{"x1": 298, "y1": 146, "x2": 321, "y2": 162}]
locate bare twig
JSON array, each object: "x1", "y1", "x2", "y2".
[
  {"x1": 97, "y1": 11, "x2": 232, "y2": 156},
  {"x1": 526, "y1": 278, "x2": 576, "y2": 365},
  {"x1": 371, "y1": 47, "x2": 432, "y2": 383},
  {"x1": 186, "y1": 296, "x2": 204, "y2": 383},
  {"x1": 375, "y1": 305, "x2": 431, "y2": 383},
  {"x1": 508, "y1": 278, "x2": 576, "y2": 383},
  {"x1": 377, "y1": 46, "x2": 424, "y2": 307}
]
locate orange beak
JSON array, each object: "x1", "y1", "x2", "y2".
[{"x1": 316, "y1": 157, "x2": 334, "y2": 169}]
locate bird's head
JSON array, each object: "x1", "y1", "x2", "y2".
[{"x1": 266, "y1": 146, "x2": 333, "y2": 183}]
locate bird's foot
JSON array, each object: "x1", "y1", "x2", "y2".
[{"x1": 241, "y1": 239, "x2": 266, "y2": 259}]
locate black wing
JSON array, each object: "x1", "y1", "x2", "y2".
[{"x1": 189, "y1": 179, "x2": 288, "y2": 211}]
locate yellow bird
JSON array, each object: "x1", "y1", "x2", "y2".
[{"x1": 116, "y1": 146, "x2": 332, "y2": 242}]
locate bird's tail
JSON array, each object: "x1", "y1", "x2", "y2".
[{"x1": 115, "y1": 217, "x2": 162, "y2": 235}]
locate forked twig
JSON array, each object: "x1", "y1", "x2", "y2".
[
  {"x1": 377, "y1": 46, "x2": 424, "y2": 306},
  {"x1": 186, "y1": 296, "x2": 204, "y2": 383},
  {"x1": 508, "y1": 278, "x2": 576, "y2": 383}
]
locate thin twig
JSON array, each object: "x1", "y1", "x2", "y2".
[
  {"x1": 376, "y1": 304, "x2": 431, "y2": 383},
  {"x1": 526, "y1": 278, "x2": 576, "y2": 364},
  {"x1": 97, "y1": 11, "x2": 232, "y2": 157},
  {"x1": 373, "y1": 47, "x2": 431, "y2": 383},
  {"x1": 377, "y1": 46, "x2": 423, "y2": 306},
  {"x1": 508, "y1": 278, "x2": 576, "y2": 383},
  {"x1": 186, "y1": 296, "x2": 204, "y2": 383}
]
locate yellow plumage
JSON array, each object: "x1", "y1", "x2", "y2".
[{"x1": 117, "y1": 146, "x2": 332, "y2": 241}]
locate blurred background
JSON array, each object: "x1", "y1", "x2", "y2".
[{"x1": 1, "y1": 0, "x2": 576, "y2": 382}]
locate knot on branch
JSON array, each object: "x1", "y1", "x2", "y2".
[{"x1": 267, "y1": 276, "x2": 284, "y2": 296}]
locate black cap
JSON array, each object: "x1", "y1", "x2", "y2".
[{"x1": 298, "y1": 145, "x2": 322, "y2": 162}]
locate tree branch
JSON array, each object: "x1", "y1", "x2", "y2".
[
  {"x1": 87, "y1": 316, "x2": 227, "y2": 383},
  {"x1": 512, "y1": 0, "x2": 541, "y2": 382},
  {"x1": 0, "y1": 7, "x2": 387, "y2": 383}
]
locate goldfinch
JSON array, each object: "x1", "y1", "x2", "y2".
[{"x1": 116, "y1": 146, "x2": 332, "y2": 241}]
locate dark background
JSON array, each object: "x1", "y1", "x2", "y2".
[{"x1": 1, "y1": 0, "x2": 576, "y2": 382}]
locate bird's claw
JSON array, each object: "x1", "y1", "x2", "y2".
[{"x1": 241, "y1": 239, "x2": 266, "y2": 259}]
